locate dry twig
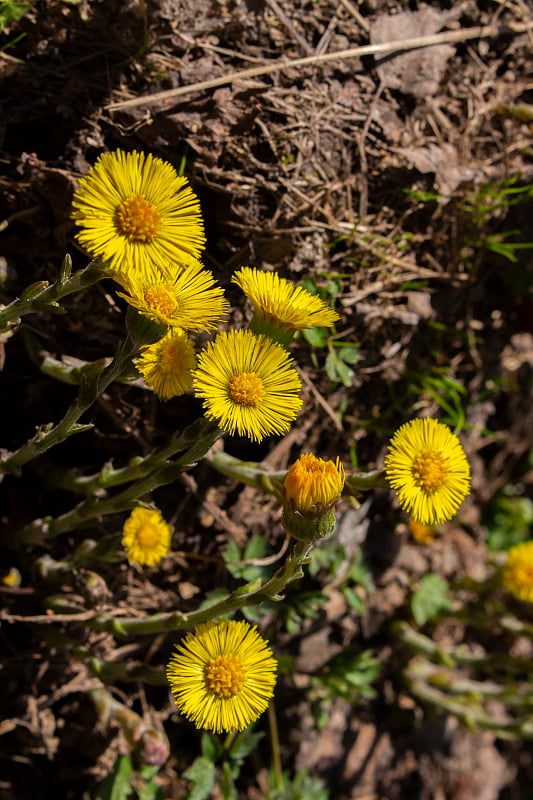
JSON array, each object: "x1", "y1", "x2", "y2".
[{"x1": 106, "y1": 22, "x2": 532, "y2": 111}]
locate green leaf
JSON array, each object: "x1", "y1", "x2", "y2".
[
  {"x1": 337, "y1": 345, "x2": 359, "y2": 365},
  {"x1": 97, "y1": 755, "x2": 134, "y2": 800},
  {"x1": 220, "y1": 761, "x2": 238, "y2": 800},
  {"x1": 325, "y1": 352, "x2": 339, "y2": 382},
  {"x1": 228, "y1": 730, "x2": 264, "y2": 759},
  {"x1": 267, "y1": 767, "x2": 329, "y2": 800},
  {"x1": 333, "y1": 357, "x2": 354, "y2": 387},
  {"x1": 137, "y1": 775, "x2": 165, "y2": 800},
  {"x1": 312, "y1": 650, "x2": 381, "y2": 702},
  {"x1": 224, "y1": 535, "x2": 269, "y2": 581},
  {"x1": 303, "y1": 326, "x2": 329, "y2": 347},
  {"x1": 184, "y1": 757, "x2": 216, "y2": 800},
  {"x1": 201, "y1": 732, "x2": 223, "y2": 762},
  {"x1": 411, "y1": 574, "x2": 452, "y2": 625},
  {"x1": 0, "y1": 1, "x2": 31, "y2": 33},
  {"x1": 341, "y1": 585, "x2": 365, "y2": 614},
  {"x1": 486, "y1": 494, "x2": 533, "y2": 551},
  {"x1": 283, "y1": 591, "x2": 326, "y2": 633}
]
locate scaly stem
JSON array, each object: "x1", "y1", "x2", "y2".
[
  {"x1": 404, "y1": 662, "x2": 533, "y2": 739},
  {"x1": 207, "y1": 450, "x2": 388, "y2": 496},
  {"x1": 0, "y1": 258, "x2": 106, "y2": 332},
  {"x1": 207, "y1": 451, "x2": 285, "y2": 496},
  {"x1": 89, "y1": 539, "x2": 313, "y2": 636},
  {"x1": 392, "y1": 621, "x2": 533, "y2": 674},
  {"x1": 20, "y1": 420, "x2": 223, "y2": 542},
  {"x1": 53, "y1": 418, "x2": 221, "y2": 496},
  {"x1": 1, "y1": 335, "x2": 138, "y2": 477}
]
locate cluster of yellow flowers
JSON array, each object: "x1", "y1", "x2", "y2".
[
  {"x1": 71, "y1": 149, "x2": 481, "y2": 737},
  {"x1": 71, "y1": 150, "x2": 346, "y2": 734},
  {"x1": 71, "y1": 149, "x2": 338, "y2": 436}
]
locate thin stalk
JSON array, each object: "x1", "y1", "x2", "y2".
[
  {"x1": 207, "y1": 450, "x2": 388, "y2": 496},
  {"x1": 0, "y1": 258, "x2": 106, "y2": 332},
  {"x1": 53, "y1": 417, "x2": 220, "y2": 496},
  {"x1": 404, "y1": 666, "x2": 533, "y2": 739},
  {"x1": 207, "y1": 451, "x2": 285, "y2": 495},
  {"x1": 20, "y1": 420, "x2": 223, "y2": 542},
  {"x1": 1, "y1": 335, "x2": 138, "y2": 477},
  {"x1": 410, "y1": 661, "x2": 533, "y2": 707},
  {"x1": 393, "y1": 621, "x2": 531, "y2": 671},
  {"x1": 268, "y1": 702, "x2": 283, "y2": 793},
  {"x1": 89, "y1": 539, "x2": 313, "y2": 636}
]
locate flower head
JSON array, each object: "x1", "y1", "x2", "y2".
[
  {"x1": 408, "y1": 517, "x2": 436, "y2": 544},
  {"x1": 503, "y1": 541, "x2": 533, "y2": 603},
  {"x1": 117, "y1": 260, "x2": 228, "y2": 331},
  {"x1": 282, "y1": 453, "x2": 345, "y2": 541},
  {"x1": 166, "y1": 620, "x2": 277, "y2": 733},
  {"x1": 384, "y1": 418, "x2": 470, "y2": 525},
  {"x1": 71, "y1": 150, "x2": 205, "y2": 278},
  {"x1": 136, "y1": 329, "x2": 196, "y2": 400},
  {"x1": 284, "y1": 453, "x2": 345, "y2": 513},
  {"x1": 192, "y1": 330, "x2": 302, "y2": 442},
  {"x1": 122, "y1": 507, "x2": 172, "y2": 566},
  {"x1": 232, "y1": 267, "x2": 339, "y2": 344}
]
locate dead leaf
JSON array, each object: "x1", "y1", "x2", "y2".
[
  {"x1": 401, "y1": 143, "x2": 476, "y2": 198},
  {"x1": 371, "y1": 8, "x2": 456, "y2": 97}
]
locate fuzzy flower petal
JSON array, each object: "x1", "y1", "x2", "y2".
[
  {"x1": 284, "y1": 453, "x2": 345, "y2": 513},
  {"x1": 117, "y1": 260, "x2": 228, "y2": 331},
  {"x1": 384, "y1": 418, "x2": 470, "y2": 525},
  {"x1": 136, "y1": 329, "x2": 196, "y2": 400},
  {"x1": 122, "y1": 507, "x2": 172, "y2": 566},
  {"x1": 233, "y1": 267, "x2": 339, "y2": 337},
  {"x1": 503, "y1": 541, "x2": 533, "y2": 603},
  {"x1": 71, "y1": 150, "x2": 205, "y2": 278},
  {"x1": 192, "y1": 330, "x2": 302, "y2": 442},
  {"x1": 166, "y1": 620, "x2": 277, "y2": 733}
]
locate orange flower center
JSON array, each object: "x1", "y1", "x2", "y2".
[
  {"x1": 116, "y1": 195, "x2": 162, "y2": 242},
  {"x1": 143, "y1": 285, "x2": 179, "y2": 318},
  {"x1": 204, "y1": 655, "x2": 247, "y2": 698},
  {"x1": 160, "y1": 340, "x2": 183, "y2": 374},
  {"x1": 516, "y1": 564, "x2": 533, "y2": 585},
  {"x1": 412, "y1": 451, "x2": 447, "y2": 493},
  {"x1": 136, "y1": 523, "x2": 160, "y2": 549},
  {"x1": 284, "y1": 453, "x2": 344, "y2": 511},
  {"x1": 228, "y1": 373, "x2": 264, "y2": 406}
]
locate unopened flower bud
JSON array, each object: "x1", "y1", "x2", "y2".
[{"x1": 282, "y1": 453, "x2": 345, "y2": 542}]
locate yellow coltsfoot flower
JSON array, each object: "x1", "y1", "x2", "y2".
[
  {"x1": 192, "y1": 329, "x2": 302, "y2": 442},
  {"x1": 71, "y1": 150, "x2": 205, "y2": 278},
  {"x1": 503, "y1": 541, "x2": 533, "y2": 603},
  {"x1": 117, "y1": 260, "x2": 228, "y2": 331},
  {"x1": 282, "y1": 452, "x2": 345, "y2": 541},
  {"x1": 232, "y1": 267, "x2": 339, "y2": 345},
  {"x1": 122, "y1": 507, "x2": 172, "y2": 566},
  {"x1": 384, "y1": 417, "x2": 470, "y2": 525},
  {"x1": 136, "y1": 329, "x2": 196, "y2": 400},
  {"x1": 408, "y1": 517, "x2": 436, "y2": 544},
  {"x1": 166, "y1": 620, "x2": 277, "y2": 733}
]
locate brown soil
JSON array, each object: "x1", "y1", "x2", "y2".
[{"x1": 1, "y1": 1, "x2": 533, "y2": 798}]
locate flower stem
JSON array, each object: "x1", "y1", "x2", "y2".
[
  {"x1": 53, "y1": 418, "x2": 221, "y2": 496},
  {"x1": 207, "y1": 450, "x2": 388, "y2": 496},
  {"x1": 268, "y1": 702, "x2": 284, "y2": 793},
  {"x1": 1, "y1": 335, "x2": 138, "y2": 477},
  {"x1": 20, "y1": 420, "x2": 223, "y2": 543},
  {"x1": 207, "y1": 451, "x2": 285, "y2": 496},
  {"x1": 404, "y1": 661, "x2": 533, "y2": 739},
  {"x1": 0, "y1": 257, "x2": 106, "y2": 333},
  {"x1": 89, "y1": 539, "x2": 313, "y2": 637}
]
